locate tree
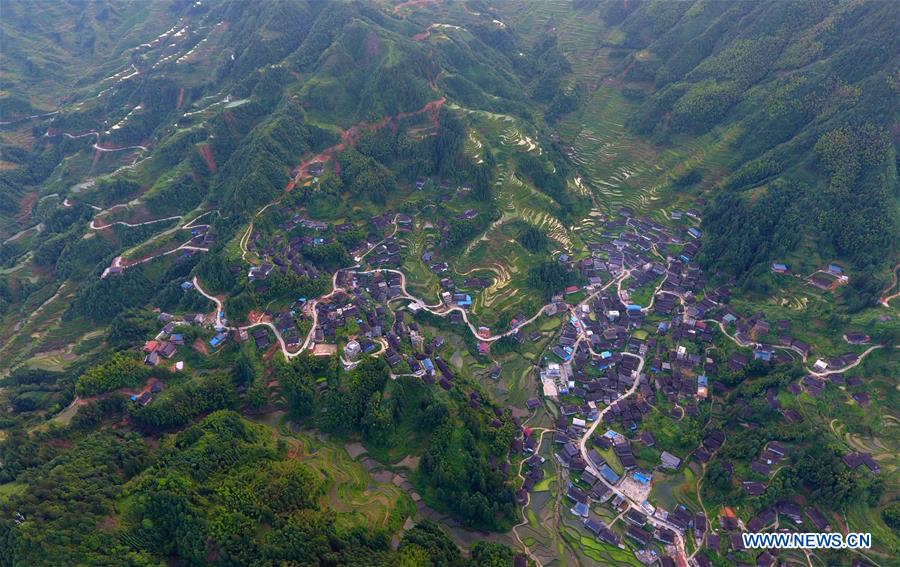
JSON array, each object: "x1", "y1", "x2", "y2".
[
  {"x1": 400, "y1": 521, "x2": 463, "y2": 566},
  {"x1": 76, "y1": 352, "x2": 149, "y2": 397},
  {"x1": 527, "y1": 261, "x2": 577, "y2": 299},
  {"x1": 470, "y1": 541, "x2": 515, "y2": 567},
  {"x1": 883, "y1": 502, "x2": 900, "y2": 532},
  {"x1": 517, "y1": 225, "x2": 548, "y2": 253}
]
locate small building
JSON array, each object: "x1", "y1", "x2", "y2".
[
  {"x1": 598, "y1": 463, "x2": 620, "y2": 485},
  {"x1": 144, "y1": 351, "x2": 160, "y2": 366},
  {"x1": 344, "y1": 340, "x2": 361, "y2": 360},
  {"x1": 158, "y1": 341, "x2": 177, "y2": 359},
  {"x1": 209, "y1": 332, "x2": 228, "y2": 348},
  {"x1": 625, "y1": 525, "x2": 651, "y2": 545},
  {"x1": 131, "y1": 391, "x2": 153, "y2": 406},
  {"x1": 844, "y1": 332, "x2": 870, "y2": 345},
  {"x1": 660, "y1": 451, "x2": 681, "y2": 470}
]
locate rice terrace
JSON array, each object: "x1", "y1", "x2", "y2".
[{"x1": 0, "y1": 1, "x2": 897, "y2": 566}]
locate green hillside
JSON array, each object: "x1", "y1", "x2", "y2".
[{"x1": 0, "y1": 1, "x2": 897, "y2": 566}]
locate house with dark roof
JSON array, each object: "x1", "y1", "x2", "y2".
[
  {"x1": 743, "y1": 481, "x2": 766, "y2": 496},
  {"x1": 625, "y1": 508, "x2": 647, "y2": 526},
  {"x1": 625, "y1": 525, "x2": 651, "y2": 545},
  {"x1": 806, "y1": 506, "x2": 831, "y2": 531}
]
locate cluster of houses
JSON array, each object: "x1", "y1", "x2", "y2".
[
  {"x1": 304, "y1": 271, "x2": 458, "y2": 384},
  {"x1": 510, "y1": 206, "x2": 879, "y2": 562},
  {"x1": 141, "y1": 311, "x2": 201, "y2": 366},
  {"x1": 142, "y1": 337, "x2": 177, "y2": 366},
  {"x1": 129, "y1": 380, "x2": 164, "y2": 407},
  {"x1": 243, "y1": 215, "x2": 333, "y2": 283},
  {"x1": 187, "y1": 225, "x2": 216, "y2": 248},
  {"x1": 699, "y1": 501, "x2": 847, "y2": 566},
  {"x1": 792, "y1": 357, "x2": 872, "y2": 410},
  {"x1": 771, "y1": 262, "x2": 848, "y2": 294},
  {"x1": 244, "y1": 210, "x2": 411, "y2": 286},
  {"x1": 117, "y1": 183, "x2": 882, "y2": 565}
]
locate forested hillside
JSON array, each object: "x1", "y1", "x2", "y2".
[
  {"x1": 588, "y1": 0, "x2": 898, "y2": 286},
  {"x1": 1, "y1": 1, "x2": 897, "y2": 566}
]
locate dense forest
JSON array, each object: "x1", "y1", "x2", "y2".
[
  {"x1": 1, "y1": 1, "x2": 897, "y2": 565},
  {"x1": 590, "y1": 0, "x2": 899, "y2": 285}
]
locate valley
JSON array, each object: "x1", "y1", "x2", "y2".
[{"x1": 0, "y1": 1, "x2": 897, "y2": 566}]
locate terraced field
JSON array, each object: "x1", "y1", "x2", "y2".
[
  {"x1": 272, "y1": 417, "x2": 415, "y2": 532},
  {"x1": 453, "y1": 157, "x2": 583, "y2": 326},
  {"x1": 496, "y1": 0, "x2": 618, "y2": 89}
]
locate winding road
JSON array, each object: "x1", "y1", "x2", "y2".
[
  {"x1": 879, "y1": 264, "x2": 900, "y2": 308},
  {"x1": 807, "y1": 345, "x2": 884, "y2": 377}
]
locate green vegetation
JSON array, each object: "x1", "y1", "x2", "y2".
[
  {"x1": 527, "y1": 261, "x2": 579, "y2": 299},
  {"x1": 75, "y1": 352, "x2": 148, "y2": 397},
  {"x1": 1, "y1": 1, "x2": 897, "y2": 565}
]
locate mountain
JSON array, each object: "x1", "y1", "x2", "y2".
[{"x1": 0, "y1": 1, "x2": 898, "y2": 566}]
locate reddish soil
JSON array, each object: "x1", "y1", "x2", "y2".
[
  {"x1": 130, "y1": 376, "x2": 163, "y2": 399},
  {"x1": 193, "y1": 338, "x2": 209, "y2": 356},
  {"x1": 246, "y1": 309, "x2": 268, "y2": 324},
  {"x1": 48, "y1": 438, "x2": 73, "y2": 449},
  {"x1": 196, "y1": 143, "x2": 217, "y2": 174},
  {"x1": 91, "y1": 148, "x2": 103, "y2": 171},
  {"x1": 98, "y1": 514, "x2": 120, "y2": 533},
  {"x1": 176, "y1": 87, "x2": 185, "y2": 110},
  {"x1": 393, "y1": 0, "x2": 441, "y2": 13},
  {"x1": 69, "y1": 377, "x2": 165, "y2": 412},
  {"x1": 287, "y1": 97, "x2": 445, "y2": 188},
  {"x1": 116, "y1": 239, "x2": 181, "y2": 267},
  {"x1": 223, "y1": 109, "x2": 239, "y2": 137},
  {"x1": 262, "y1": 345, "x2": 278, "y2": 365},
  {"x1": 16, "y1": 192, "x2": 36, "y2": 221}
]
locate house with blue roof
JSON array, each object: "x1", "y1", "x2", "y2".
[
  {"x1": 209, "y1": 332, "x2": 228, "y2": 348},
  {"x1": 571, "y1": 501, "x2": 590, "y2": 517},
  {"x1": 753, "y1": 349, "x2": 773, "y2": 362},
  {"x1": 633, "y1": 471, "x2": 652, "y2": 485},
  {"x1": 598, "y1": 464, "x2": 620, "y2": 484},
  {"x1": 180, "y1": 281, "x2": 194, "y2": 291}
]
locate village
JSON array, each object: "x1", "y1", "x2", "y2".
[{"x1": 124, "y1": 187, "x2": 887, "y2": 567}]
